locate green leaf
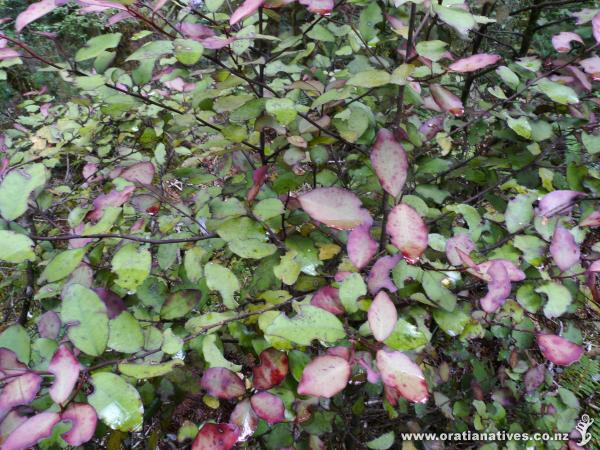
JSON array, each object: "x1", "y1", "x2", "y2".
[
  {"x1": 184, "y1": 246, "x2": 206, "y2": 283},
  {"x1": 265, "y1": 305, "x2": 346, "y2": 345},
  {"x1": 432, "y1": 3, "x2": 476, "y2": 36},
  {"x1": 266, "y1": 98, "x2": 297, "y2": 125},
  {"x1": 516, "y1": 284, "x2": 542, "y2": 313},
  {"x1": 111, "y1": 244, "x2": 151, "y2": 293},
  {"x1": 358, "y1": 2, "x2": 382, "y2": 42},
  {"x1": 174, "y1": 38, "x2": 203, "y2": 65},
  {"x1": 536, "y1": 282, "x2": 572, "y2": 319},
  {"x1": 88, "y1": 372, "x2": 144, "y2": 431},
  {"x1": 75, "y1": 33, "x2": 122, "y2": 62},
  {"x1": 536, "y1": 79, "x2": 579, "y2": 105},
  {"x1": 383, "y1": 318, "x2": 429, "y2": 350},
  {"x1": 582, "y1": 132, "x2": 600, "y2": 155},
  {"x1": 507, "y1": 116, "x2": 532, "y2": 139},
  {"x1": 339, "y1": 273, "x2": 366, "y2": 313},
  {"x1": 273, "y1": 251, "x2": 302, "y2": 285},
  {"x1": 496, "y1": 66, "x2": 519, "y2": 89},
  {"x1": 433, "y1": 308, "x2": 470, "y2": 337},
  {"x1": 185, "y1": 311, "x2": 237, "y2": 334},
  {"x1": 415, "y1": 40, "x2": 448, "y2": 62},
  {"x1": 0, "y1": 163, "x2": 48, "y2": 220},
  {"x1": 161, "y1": 328, "x2": 183, "y2": 355},
  {"x1": 202, "y1": 334, "x2": 242, "y2": 372},
  {"x1": 108, "y1": 311, "x2": 144, "y2": 353},
  {"x1": 0, "y1": 230, "x2": 35, "y2": 263},
  {"x1": 505, "y1": 194, "x2": 535, "y2": 233},
  {"x1": 514, "y1": 235, "x2": 546, "y2": 266},
  {"x1": 118, "y1": 359, "x2": 184, "y2": 378},
  {"x1": 160, "y1": 289, "x2": 202, "y2": 320},
  {"x1": 61, "y1": 284, "x2": 109, "y2": 356},
  {"x1": 347, "y1": 70, "x2": 390, "y2": 88},
  {"x1": 205, "y1": 262, "x2": 239, "y2": 309},
  {"x1": 253, "y1": 198, "x2": 284, "y2": 221},
  {"x1": 228, "y1": 239, "x2": 277, "y2": 259},
  {"x1": 0, "y1": 324, "x2": 31, "y2": 363},
  {"x1": 421, "y1": 272, "x2": 457, "y2": 311},
  {"x1": 126, "y1": 40, "x2": 173, "y2": 61},
  {"x1": 366, "y1": 432, "x2": 395, "y2": 450},
  {"x1": 39, "y1": 248, "x2": 87, "y2": 283}
]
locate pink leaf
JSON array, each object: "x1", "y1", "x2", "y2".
[
  {"x1": 191, "y1": 423, "x2": 240, "y2": 450},
  {"x1": 367, "y1": 255, "x2": 401, "y2": 295},
  {"x1": 474, "y1": 259, "x2": 525, "y2": 282},
  {"x1": 0, "y1": 411, "x2": 28, "y2": 444},
  {"x1": 368, "y1": 291, "x2": 397, "y2": 342},
  {"x1": 37, "y1": 311, "x2": 61, "y2": 339},
  {"x1": 536, "y1": 190, "x2": 585, "y2": 218},
  {"x1": 297, "y1": 355, "x2": 350, "y2": 398},
  {"x1": 524, "y1": 364, "x2": 545, "y2": 392},
  {"x1": 376, "y1": 349, "x2": 429, "y2": 403},
  {"x1": 326, "y1": 346, "x2": 351, "y2": 360},
  {"x1": 550, "y1": 225, "x2": 580, "y2": 272},
  {"x1": 386, "y1": 204, "x2": 428, "y2": 263},
  {"x1": 229, "y1": 399, "x2": 258, "y2": 442},
  {"x1": 566, "y1": 65, "x2": 591, "y2": 92},
  {"x1": 247, "y1": 165, "x2": 268, "y2": 203},
  {"x1": 580, "y1": 211, "x2": 600, "y2": 227},
  {"x1": 15, "y1": 0, "x2": 58, "y2": 32},
  {"x1": 179, "y1": 22, "x2": 216, "y2": 40},
  {"x1": 298, "y1": 187, "x2": 371, "y2": 230},
  {"x1": 76, "y1": 0, "x2": 128, "y2": 11},
  {"x1": 0, "y1": 373, "x2": 42, "y2": 420},
  {"x1": 310, "y1": 286, "x2": 344, "y2": 315},
  {"x1": 0, "y1": 48, "x2": 19, "y2": 60},
  {"x1": 580, "y1": 56, "x2": 600, "y2": 80},
  {"x1": 356, "y1": 351, "x2": 380, "y2": 383},
  {"x1": 430, "y1": 84, "x2": 464, "y2": 116},
  {"x1": 200, "y1": 368, "x2": 245, "y2": 399},
  {"x1": 589, "y1": 259, "x2": 600, "y2": 273},
  {"x1": 120, "y1": 162, "x2": 155, "y2": 185},
  {"x1": 370, "y1": 128, "x2": 408, "y2": 197},
  {"x1": 252, "y1": 348, "x2": 288, "y2": 390},
  {"x1": 593, "y1": 12, "x2": 600, "y2": 44},
  {"x1": 250, "y1": 392, "x2": 285, "y2": 424},
  {"x1": 347, "y1": 225, "x2": 377, "y2": 269},
  {"x1": 230, "y1": 0, "x2": 264, "y2": 25},
  {"x1": 2, "y1": 412, "x2": 60, "y2": 450},
  {"x1": 419, "y1": 116, "x2": 444, "y2": 140},
  {"x1": 200, "y1": 36, "x2": 237, "y2": 49},
  {"x1": 537, "y1": 334, "x2": 583, "y2": 366},
  {"x1": 48, "y1": 345, "x2": 80, "y2": 404},
  {"x1": 107, "y1": 11, "x2": 132, "y2": 26},
  {"x1": 298, "y1": 0, "x2": 333, "y2": 14},
  {"x1": 551, "y1": 32, "x2": 583, "y2": 53},
  {"x1": 152, "y1": 0, "x2": 169, "y2": 11},
  {"x1": 448, "y1": 53, "x2": 501, "y2": 72},
  {"x1": 61, "y1": 403, "x2": 97, "y2": 446},
  {"x1": 93, "y1": 288, "x2": 126, "y2": 319},
  {"x1": 480, "y1": 261, "x2": 511, "y2": 313},
  {"x1": 445, "y1": 234, "x2": 475, "y2": 266},
  {"x1": 87, "y1": 186, "x2": 136, "y2": 221},
  {"x1": 0, "y1": 349, "x2": 28, "y2": 381}
]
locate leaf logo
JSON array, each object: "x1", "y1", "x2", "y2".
[{"x1": 575, "y1": 414, "x2": 594, "y2": 446}]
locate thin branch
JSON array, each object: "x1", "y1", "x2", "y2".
[{"x1": 29, "y1": 232, "x2": 217, "y2": 244}]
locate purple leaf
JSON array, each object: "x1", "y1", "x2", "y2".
[
  {"x1": 120, "y1": 161, "x2": 155, "y2": 185},
  {"x1": 480, "y1": 261, "x2": 511, "y2": 313},
  {"x1": 430, "y1": 84, "x2": 464, "y2": 116},
  {"x1": 93, "y1": 288, "x2": 126, "y2": 319},
  {"x1": 537, "y1": 334, "x2": 584, "y2": 366},
  {"x1": 298, "y1": 187, "x2": 372, "y2": 230},
  {"x1": 475, "y1": 259, "x2": 526, "y2": 282},
  {"x1": 0, "y1": 349, "x2": 27, "y2": 381},
  {"x1": 580, "y1": 56, "x2": 600, "y2": 80},
  {"x1": 230, "y1": 0, "x2": 264, "y2": 25},
  {"x1": 250, "y1": 392, "x2": 285, "y2": 424},
  {"x1": 551, "y1": 32, "x2": 583, "y2": 53},
  {"x1": 0, "y1": 48, "x2": 19, "y2": 60},
  {"x1": 2, "y1": 412, "x2": 60, "y2": 450},
  {"x1": 386, "y1": 204, "x2": 428, "y2": 263},
  {"x1": 367, "y1": 255, "x2": 401, "y2": 295},
  {"x1": 247, "y1": 165, "x2": 268, "y2": 203},
  {"x1": 356, "y1": 351, "x2": 380, "y2": 383},
  {"x1": 253, "y1": 348, "x2": 288, "y2": 390},
  {"x1": 0, "y1": 411, "x2": 27, "y2": 444},
  {"x1": 61, "y1": 403, "x2": 97, "y2": 446},
  {"x1": 37, "y1": 311, "x2": 61, "y2": 339},
  {"x1": 0, "y1": 372, "x2": 42, "y2": 420},
  {"x1": 229, "y1": 399, "x2": 258, "y2": 442},
  {"x1": 15, "y1": 0, "x2": 59, "y2": 32},
  {"x1": 48, "y1": 345, "x2": 80, "y2": 404},
  {"x1": 580, "y1": 211, "x2": 600, "y2": 227},
  {"x1": 370, "y1": 128, "x2": 408, "y2": 197},
  {"x1": 589, "y1": 259, "x2": 600, "y2": 272},
  {"x1": 448, "y1": 54, "x2": 501, "y2": 72},
  {"x1": 445, "y1": 234, "x2": 475, "y2": 266},
  {"x1": 550, "y1": 225, "x2": 580, "y2": 271},
  {"x1": 376, "y1": 349, "x2": 429, "y2": 403},
  {"x1": 298, "y1": 0, "x2": 333, "y2": 14},
  {"x1": 200, "y1": 36, "x2": 237, "y2": 50},
  {"x1": 179, "y1": 22, "x2": 215, "y2": 40},
  {"x1": 310, "y1": 286, "x2": 344, "y2": 315},
  {"x1": 368, "y1": 291, "x2": 397, "y2": 342},
  {"x1": 567, "y1": 65, "x2": 592, "y2": 92},
  {"x1": 593, "y1": 11, "x2": 600, "y2": 44},
  {"x1": 536, "y1": 190, "x2": 585, "y2": 218},
  {"x1": 200, "y1": 368, "x2": 245, "y2": 399},
  {"x1": 419, "y1": 115, "x2": 444, "y2": 140},
  {"x1": 347, "y1": 225, "x2": 378, "y2": 269},
  {"x1": 87, "y1": 186, "x2": 136, "y2": 221},
  {"x1": 191, "y1": 423, "x2": 240, "y2": 450},
  {"x1": 524, "y1": 364, "x2": 545, "y2": 392},
  {"x1": 297, "y1": 355, "x2": 350, "y2": 398}
]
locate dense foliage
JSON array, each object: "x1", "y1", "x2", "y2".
[{"x1": 0, "y1": 0, "x2": 600, "y2": 448}]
